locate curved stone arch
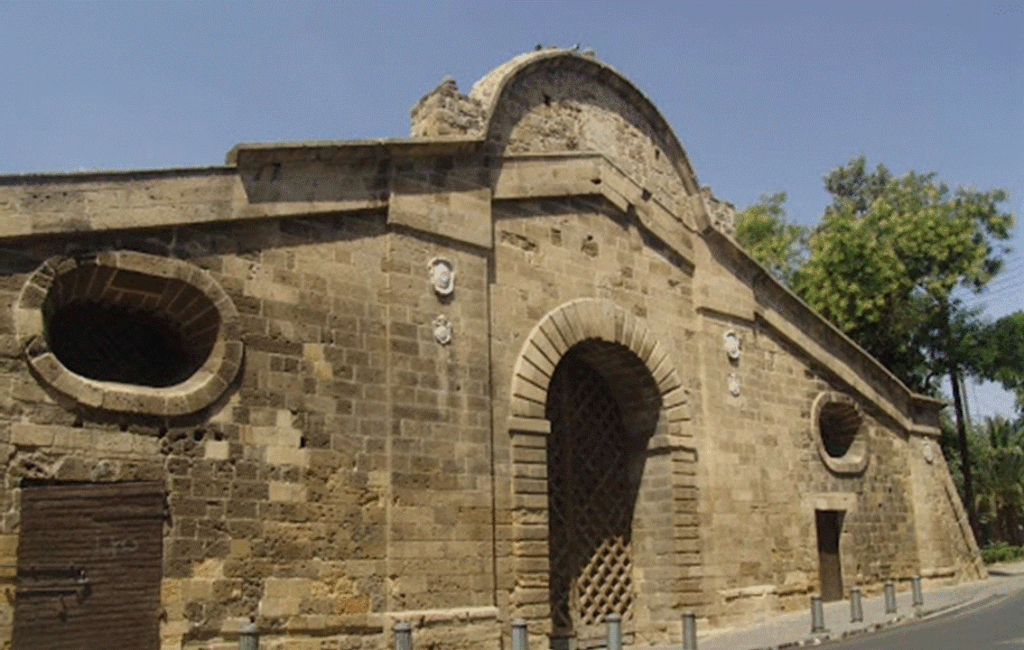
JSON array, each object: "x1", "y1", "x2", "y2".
[
  {"x1": 15, "y1": 251, "x2": 243, "y2": 418},
  {"x1": 506, "y1": 297, "x2": 696, "y2": 643},
  {"x1": 470, "y1": 49, "x2": 702, "y2": 197},
  {"x1": 508, "y1": 297, "x2": 689, "y2": 440},
  {"x1": 811, "y1": 391, "x2": 871, "y2": 475}
]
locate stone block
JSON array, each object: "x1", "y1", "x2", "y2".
[
  {"x1": 10, "y1": 423, "x2": 54, "y2": 447},
  {"x1": 269, "y1": 481, "x2": 307, "y2": 503},
  {"x1": 265, "y1": 446, "x2": 309, "y2": 467}
]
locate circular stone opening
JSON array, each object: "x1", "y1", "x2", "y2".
[
  {"x1": 819, "y1": 402, "x2": 861, "y2": 458},
  {"x1": 17, "y1": 252, "x2": 242, "y2": 417},
  {"x1": 811, "y1": 392, "x2": 869, "y2": 474},
  {"x1": 42, "y1": 266, "x2": 220, "y2": 388}
]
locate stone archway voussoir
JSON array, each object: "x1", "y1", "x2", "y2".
[
  {"x1": 538, "y1": 319, "x2": 573, "y2": 356},
  {"x1": 509, "y1": 298, "x2": 685, "y2": 424},
  {"x1": 662, "y1": 386, "x2": 689, "y2": 410}
]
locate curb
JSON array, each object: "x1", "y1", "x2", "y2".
[
  {"x1": 719, "y1": 593, "x2": 1006, "y2": 650},
  {"x1": 655, "y1": 569, "x2": 1024, "y2": 650}
]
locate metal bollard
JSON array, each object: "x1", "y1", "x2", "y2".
[
  {"x1": 810, "y1": 595, "x2": 826, "y2": 634},
  {"x1": 511, "y1": 618, "x2": 529, "y2": 650},
  {"x1": 606, "y1": 613, "x2": 622, "y2": 650},
  {"x1": 884, "y1": 580, "x2": 897, "y2": 615},
  {"x1": 850, "y1": 586, "x2": 863, "y2": 623},
  {"x1": 912, "y1": 574, "x2": 924, "y2": 615},
  {"x1": 682, "y1": 611, "x2": 697, "y2": 650},
  {"x1": 239, "y1": 621, "x2": 259, "y2": 650},
  {"x1": 394, "y1": 621, "x2": 412, "y2": 650}
]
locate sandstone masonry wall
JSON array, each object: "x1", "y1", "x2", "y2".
[
  {"x1": 0, "y1": 211, "x2": 477, "y2": 650},
  {"x1": 0, "y1": 48, "x2": 983, "y2": 650},
  {"x1": 488, "y1": 197, "x2": 701, "y2": 646}
]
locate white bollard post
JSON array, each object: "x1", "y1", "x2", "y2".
[
  {"x1": 850, "y1": 586, "x2": 863, "y2": 623},
  {"x1": 912, "y1": 575, "x2": 923, "y2": 616},
  {"x1": 811, "y1": 595, "x2": 825, "y2": 633},
  {"x1": 239, "y1": 621, "x2": 259, "y2": 650},
  {"x1": 511, "y1": 618, "x2": 529, "y2": 650},
  {"x1": 884, "y1": 580, "x2": 897, "y2": 615},
  {"x1": 682, "y1": 611, "x2": 697, "y2": 650},
  {"x1": 606, "y1": 613, "x2": 622, "y2": 650},
  {"x1": 394, "y1": 621, "x2": 412, "y2": 650}
]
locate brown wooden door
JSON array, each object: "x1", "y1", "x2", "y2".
[
  {"x1": 815, "y1": 510, "x2": 844, "y2": 602},
  {"x1": 13, "y1": 482, "x2": 165, "y2": 650}
]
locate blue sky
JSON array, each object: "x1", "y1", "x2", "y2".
[{"x1": 1, "y1": 0, "x2": 1021, "y2": 418}]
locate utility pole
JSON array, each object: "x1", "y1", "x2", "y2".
[{"x1": 950, "y1": 367, "x2": 979, "y2": 539}]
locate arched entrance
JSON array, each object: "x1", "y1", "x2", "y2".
[
  {"x1": 546, "y1": 347, "x2": 639, "y2": 644},
  {"x1": 506, "y1": 298, "x2": 696, "y2": 649}
]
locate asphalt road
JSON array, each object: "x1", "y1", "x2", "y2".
[{"x1": 821, "y1": 588, "x2": 1024, "y2": 650}]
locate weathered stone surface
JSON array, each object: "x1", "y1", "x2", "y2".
[
  {"x1": 410, "y1": 77, "x2": 486, "y2": 138},
  {"x1": 0, "y1": 49, "x2": 980, "y2": 650}
]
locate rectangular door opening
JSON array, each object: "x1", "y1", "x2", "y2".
[{"x1": 815, "y1": 509, "x2": 844, "y2": 602}]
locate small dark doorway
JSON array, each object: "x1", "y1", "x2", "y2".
[
  {"x1": 815, "y1": 510, "x2": 844, "y2": 602},
  {"x1": 13, "y1": 481, "x2": 165, "y2": 650}
]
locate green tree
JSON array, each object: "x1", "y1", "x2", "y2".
[
  {"x1": 734, "y1": 192, "x2": 808, "y2": 283},
  {"x1": 792, "y1": 159, "x2": 1012, "y2": 391},
  {"x1": 735, "y1": 156, "x2": 1015, "y2": 538},
  {"x1": 734, "y1": 155, "x2": 1014, "y2": 393},
  {"x1": 821, "y1": 155, "x2": 892, "y2": 216},
  {"x1": 973, "y1": 416, "x2": 1024, "y2": 545},
  {"x1": 972, "y1": 312, "x2": 1024, "y2": 413}
]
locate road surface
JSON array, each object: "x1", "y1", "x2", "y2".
[{"x1": 822, "y1": 589, "x2": 1024, "y2": 650}]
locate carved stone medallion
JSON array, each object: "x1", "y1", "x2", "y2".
[
  {"x1": 428, "y1": 257, "x2": 455, "y2": 296},
  {"x1": 433, "y1": 315, "x2": 452, "y2": 345}
]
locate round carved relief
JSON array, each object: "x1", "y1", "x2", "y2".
[
  {"x1": 428, "y1": 257, "x2": 455, "y2": 296},
  {"x1": 727, "y1": 372, "x2": 741, "y2": 397},
  {"x1": 723, "y1": 330, "x2": 741, "y2": 360},
  {"x1": 15, "y1": 252, "x2": 243, "y2": 417},
  {"x1": 433, "y1": 315, "x2": 452, "y2": 345}
]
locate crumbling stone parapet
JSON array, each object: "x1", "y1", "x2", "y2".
[
  {"x1": 700, "y1": 186, "x2": 737, "y2": 236},
  {"x1": 410, "y1": 77, "x2": 486, "y2": 138}
]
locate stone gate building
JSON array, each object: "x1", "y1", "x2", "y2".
[{"x1": 0, "y1": 50, "x2": 983, "y2": 650}]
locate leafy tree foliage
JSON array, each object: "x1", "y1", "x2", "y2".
[
  {"x1": 734, "y1": 192, "x2": 807, "y2": 283},
  {"x1": 736, "y1": 155, "x2": 1015, "y2": 541},
  {"x1": 737, "y1": 155, "x2": 1013, "y2": 393},
  {"x1": 972, "y1": 312, "x2": 1024, "y2": 413},
  {"x1": 971, "y1": 416, "x2": 1024, "y2": 545},
  {"x1": 821, "y1": 155, "x2": 893, "y2": 215}
]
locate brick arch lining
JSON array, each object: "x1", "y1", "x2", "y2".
[
  {"x1": 15, "y1": 251, "x2": 243, "y2": 418},
  {"x1": 509, "y1": 297, "x2": 688, "y2": 439}
]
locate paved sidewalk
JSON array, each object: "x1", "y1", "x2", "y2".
[{"x1": 642, "y1": 561, "x2": 1024, "y2": 650}]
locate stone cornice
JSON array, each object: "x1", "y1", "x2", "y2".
[
  {"x1": 700, "y1": 227, "x2": 945, "y2": 437},
  {"x1": 492, "y1": 153, "x2": 698, "y2": 265},
  {"x1": 225, "y1": 136, "x2": 484, "y2": 165},
  {"x1": 0, "y1": 145, "x2": 945, "y2": 436}
]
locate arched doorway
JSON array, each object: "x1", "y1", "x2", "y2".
[
  {"x1": 546, "y1": 344, "x2": 644, "y2": 647},
  {"x1": 506, "y1": 298, "x2": 695, "y2": 649}
]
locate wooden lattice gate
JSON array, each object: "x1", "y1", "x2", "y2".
[{"x1": 547, "y1": 353, "x2": 635, "y2": 647}]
